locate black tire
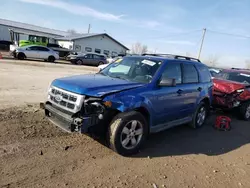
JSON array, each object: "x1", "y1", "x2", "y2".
[
  {"x1": 238, "y1": 101, "x2": 250, "y2": 121},
  {"x1": 98, "y1": 61, "x2": 104, "y2": 66},
  {"x1": 108, "y1": 111, "x2": 148, "y2": 156},
  {"x1": 76, "y1": 59, "x2": 83, "y2": 65},
  {"x1": 48, "y1": 56, "x2": 55, "y2": 62},
  {"x1": 189, "y1": 102, "x2": 207, "y2": 129},
  {"x1": 17, "y1": 53, "x2": 25, "y2": 60}
]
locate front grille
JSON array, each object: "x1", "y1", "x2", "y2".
[{"x1": 48, "y1": 86, "x2": 84, "y2": 113}]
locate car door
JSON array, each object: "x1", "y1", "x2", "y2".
[
  {"x1": 180, "y1": 63, "x2": 201, "y2": 117},
  {"x1": 25, "y1": 46, "x2": 39, "y2": 59},
  {"x1": 37, "y1": 46, "x2": 50, "y2": 59},
  {"x1": 150, "y1": 62, "x2": 186, "y2": 126},
  {"x1": 82, "y1": 54, "x2": 93, "y2": 65},
  {"x1": 93, "y1": 54, "x2": 101, "y2": 65}
]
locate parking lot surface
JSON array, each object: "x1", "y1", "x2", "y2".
[{"x1": 0, "y1": 60, "x2": 250, "y2": 188}]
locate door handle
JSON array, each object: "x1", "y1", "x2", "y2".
[
  {"x1": 197, "y1": 87, "x2": 202, "y2": 92},
  {"x1": 177, "y1": 89, "x2": 183, "y2": 95}
]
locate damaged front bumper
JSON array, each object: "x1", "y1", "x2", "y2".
[{"x1": 42, "y1": 103, "x2": 100, "y2": 133}]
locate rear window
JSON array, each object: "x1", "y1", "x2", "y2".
[
  {"x1": 196, "y1": 64, "x2": 211, "y2": 82},
  {"x1": 183, "y1": 64, "x2": 199, "y2": 83}
]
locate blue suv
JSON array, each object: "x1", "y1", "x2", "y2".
[{"x1": 43, "y1": 54, "x2": 213, "y2": 156}]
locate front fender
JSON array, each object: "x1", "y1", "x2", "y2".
[{"x1": 103, "y1": 92, "x2": 149, "y2": 112}]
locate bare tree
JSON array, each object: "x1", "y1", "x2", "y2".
[
  {"x1": 203, "y1": 54, "x2": 220, "y2": 67},
  {"x1": 130, "y1": 42, "x2": 148, "y2": 54},
  {"x1": 67, "y1": 29, "x2": 77, "y2": 35}
]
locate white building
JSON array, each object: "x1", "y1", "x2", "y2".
[
  {"x1": 0, "y1": 18, "x2": 67, "y2": 44},
  {"x1": 0, "y1": 18, "x2": 129, "y2": 55},
  {"x1": 56, "y1": 34, "x2": 129, "y2": 57}
]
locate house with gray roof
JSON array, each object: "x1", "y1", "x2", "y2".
[{"x1": 0, "y1": 18, "x2": 129, "y2": 56}]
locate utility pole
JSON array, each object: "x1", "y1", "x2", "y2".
[
  {"x1": 87, "y1": 24, "x2": 91, "y2": 34},
  {"x1": 198, "y1": 28, "x2": 206, "y2": 59}
]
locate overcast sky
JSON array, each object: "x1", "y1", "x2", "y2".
[{"x1": 1, "y1": 0, "x2": 250, "y2": 68}]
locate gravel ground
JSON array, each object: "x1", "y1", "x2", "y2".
[{"x1": 0, "y1": 60, "x2": 250, "y2": 188}]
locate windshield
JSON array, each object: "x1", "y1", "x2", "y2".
[
  {"x1": 100, "y1": 57, "x2": 162, "y2": 83},
  {"x1": 225, "y1": 72, "x2": 250, "y2": 84}
]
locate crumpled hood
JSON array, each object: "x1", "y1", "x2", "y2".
[
  {"x1": 213, "y1": 78, "x2": 247, "y2": 94},
  {"x1": 51, "y1": 74, "x2": 144, "y2": 97}
]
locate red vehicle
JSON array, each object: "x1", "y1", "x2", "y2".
[{"x1": 212, "y1": 68, "x2": 250, "y2": 121}]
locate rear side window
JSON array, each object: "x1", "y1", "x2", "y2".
[
  {"x1": 183, "y1": 64, "x2": 199, "y2": 83},
  {"x1": 196, "y1": 64, "x2": 211, "y2": 82},
  {"x1": 93, "y1": 54, "x2": 100, "y2": 59},
  {"x1": 28, "y1": 46, "x2": 39, "y2": 50},
  {"x1": 161, "y1": 63, "x2": 182, "y2": 84},
  {"x1": 37, "y1": 46, "x2": 50, "y2": 51}
]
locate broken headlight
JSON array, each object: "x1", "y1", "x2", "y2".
[{"x1": 236, "y1": 89, "x2": 244, "y2": 93}]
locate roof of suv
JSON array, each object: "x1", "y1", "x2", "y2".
[{"x1": 126, "y1": 53, "x2": 203, "y2": 65}]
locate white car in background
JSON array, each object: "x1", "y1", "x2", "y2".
[{"x1": 13, "y1": 45, "x2": 59, "y2": 62}]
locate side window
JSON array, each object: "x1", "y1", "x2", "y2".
[
  {"x1": 86, "y1": 54, "x2": 93, "y2": 59},
  {"x1": 95, "y1": 49, "x2": 101, "y2": 54},
  {"x1": 29, "y1": 46, "x2": 38, "y2": 51},
  {"x1": 37, "y1": 47, "x2": 49, "y2": 51},
  {"x1": 93, "y1": 54, "x2": 100, "y2": 59},
  {"x1": 85, "y1": 47, "x2": 92, "y2": 52},
  {"x1": 196, "y1": 65, "x2": 211, "y2": 82},
  {"x1": 183, "y1": 64, "x2": 199, "y2": 83},
  {"x1": 161, "y1": 63, "x2": 182, "y2": 84}
]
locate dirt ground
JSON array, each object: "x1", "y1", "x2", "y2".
[{"x1": 0, "y1": 60, "x2": 250, "y2": 188}]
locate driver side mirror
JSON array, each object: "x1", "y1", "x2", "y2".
[{"x1": 158, "y1": 78, "x2": 176, "y2": 87}]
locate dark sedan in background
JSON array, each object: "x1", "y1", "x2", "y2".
[{"x1": 70, "y1": 53, "x2": 107, "y2": 66}]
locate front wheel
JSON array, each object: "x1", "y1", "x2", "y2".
[
  {"x1": 108, "y1": 111, "x2": 148, "y2": 156},
  {"x1": 189, "y1": 102, "x2": 207, "y2": 129},
  {"x1": 98, "y1": 61, "x2": 104, "y2": 66},
  {"x1": 17, "y1": 53, "x2": 25, "y2": 60},
  {"x1": 239, "y1": 101, "x2": 250, "y2": 121}
]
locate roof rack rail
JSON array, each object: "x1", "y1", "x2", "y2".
[{"x1": 141, "y1": 53, "x2": 201, "y2": 62}]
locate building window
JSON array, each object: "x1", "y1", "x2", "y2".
[
  {"x1": 95, "y1": 48, "x2": 101, "y2": 54},
  {"x1": 85, "y1": 47, "x2": 92, "y2": 52},
  {"x1": 103, "y1": 50, "x2": 109, "y2": 56},
  {"x1": 112, "y1": 51, "x2": 118, "y2": 57},
  {"x1": 75, "y1": 45, "x2": 81, "y2": 52},
  {"x1": 42, "y1": 37, "x2": 47, "y2": 43}
]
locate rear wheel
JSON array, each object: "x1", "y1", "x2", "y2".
[
  {"x1": 17, "y1": 53, "x2": 25, "y2": 60},
  {"x1": 48, "y1": 56, "x2": 55, "y2": 62},
  {"x1": 76, "y1": 59, "x2": 83, "y2": 65},
  {"x1": 108, "y1": 111, "x2": 148, "y2": 156},
  {"x1": 189, "y1": 102, "x2": 207, "y2": 129},
  {"x1": 239, "y1": 101, "x2": 250, "y2": 121}
]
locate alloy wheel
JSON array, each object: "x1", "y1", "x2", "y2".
[
  {"x1": 120, "y1": 120, "x2": 143, "y2": 150},
  {"x1": 197, "y1": 106, "x2": 206, "y2": 126}
]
